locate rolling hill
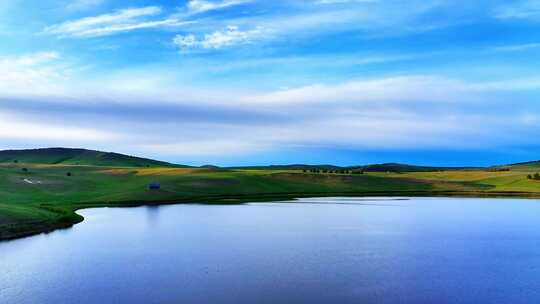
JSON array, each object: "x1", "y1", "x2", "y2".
[
  {"x1": 504, "y1": 160, "x2": 540, "y2": 171},
  {"x1": 0, "y1": 148, "x2": 181, "y2": 167}
]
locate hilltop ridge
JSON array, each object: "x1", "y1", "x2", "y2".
[{"x1": 0, "y1": 148, "x2": 183, "y2": 167}]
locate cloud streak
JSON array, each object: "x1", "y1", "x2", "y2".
[
  {"x1": 44, "y1": 6, "x2": 190, "y2": 37},
  {"x1": 494, "y1": 0, "x2": 540, "y2": 20},
  {"x1": 65, "y1": 0, "x2": 105, "y2": 12},
  {"x1": 186, "y1": 0, "x2": 252, "y2": 14}
]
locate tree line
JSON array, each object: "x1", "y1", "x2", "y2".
[
  {"x1": 303, "y1": 169, "x2": 364, "y2": 175},
  {"x1": 527, "y1": 173, "x2": 540, "y2": 180}
]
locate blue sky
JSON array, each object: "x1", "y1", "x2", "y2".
[{"x1": 1, "y1": 0, "x2": 540, "y2": 166}]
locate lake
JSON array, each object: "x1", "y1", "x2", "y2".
[{"x1": 2, "y1": 197, "x2": 540, "y2": 304}]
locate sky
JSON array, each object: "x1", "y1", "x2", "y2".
[{"x1": 1, "y1": 0, "x2": 540, "y2": 166}]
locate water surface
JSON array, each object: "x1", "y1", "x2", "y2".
[{"x1": 2, "y1": 197, "x2": 540, "y2": 303}]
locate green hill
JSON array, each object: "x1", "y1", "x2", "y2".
[
  {"x1": 505, "y1": 160, "x2": 540, "y2": 171},
  {"x1": 0, "y1": 148, "x2": 181, "y2": 167}
]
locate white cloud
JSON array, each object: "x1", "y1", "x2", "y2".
[
  {"x1": 187, "y1": 0, "x2": 252, "y2": 14},
  {"x1": 44, "y1": 6, "x2": 191, "y2": 38},
  {"x1": 173, "y1": 25, "x2": 266, "y2": 50}
]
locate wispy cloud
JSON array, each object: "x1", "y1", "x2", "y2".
[
  {"x1": 494, "y1": 0, "x2": 540, "y2": 20},
  {"x1": 0, "y1": 52, "x2": 69, "y2": 96},
  {"x1": 245, "y1": 76, "x2": 477, "y2": 105},
  {"x1": 491, "y1": 42, "x2": 540, "y2": 52},
  {"x1": 178, "y1": 0, "x2": 452, "y2": 49},
  {"x1": 316, "y1": 0, "x2": 378, "y2": 4},
  {"x1": 9, "y1": 52, "x2": 60, "y2": 66},
  {"x1": 65, "y1": 0, "x2": 105, "y2": 12},
  {"x1": 174, "y1": 25, "x2": 266, "y2": 50},
  {"x1": 44, "y1": 6, "x2": 191, "y2": 38},
  {"x1": 186, "y1": 0, "x2": 252, "y2": 14}
]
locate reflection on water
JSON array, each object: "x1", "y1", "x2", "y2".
[
  {"x1": 145, "y1": 205, "x2": 162, "y2": 226},
  {"x1": 2, "y1": 197, "x2": 540, "y2": 304}
]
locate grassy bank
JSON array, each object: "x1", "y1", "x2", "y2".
[{"x1": 2, "y1": 162, "x2": 540, "y2": 241}]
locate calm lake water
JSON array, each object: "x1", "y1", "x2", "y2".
[{"x1": 2, "y1": 197, "x2": 540, "y2": 304}]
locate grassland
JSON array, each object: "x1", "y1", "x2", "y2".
[{"x1": 2, "y1": 160, "x2": 540, "y2": 241}]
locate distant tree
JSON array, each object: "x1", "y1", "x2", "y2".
[
  {"x1": 13, "y1": 160, "x2": 18, "y2": 163},
  {"x1": 528, "y1": 174, "x2": 533, "y2": 179},
  {"x1": 535, "y1": 173, "x2": 540, "y2": 180},
  {"x1": 66, "y1": 172, "x2": 72, "y2": 177},
  {"x1": 22, "y1": 168, "x2": 28, "y2": 173}
]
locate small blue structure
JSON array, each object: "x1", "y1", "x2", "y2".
[{"x1": 148, "y1": 182, "x2": 161, "y2": 190}]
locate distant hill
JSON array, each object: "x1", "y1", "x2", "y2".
[
  {"x1": 228, "y1": 164, "x2": 344, "y2": 171},
  {"x1": 229, "y1": 163, "x2": 483, "y2": 172},
  {"x1": 504, "y1": 160, "x2": 540, "y2": 170},
  {"x1": 350, "y1": 163, "x2": 482, "y2": 172},
  {"x1": 0, "y1": 148, "x2": 182, "y2": 167}
]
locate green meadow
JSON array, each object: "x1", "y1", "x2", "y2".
[{"x1": 2, "y1": 149, "x2": 540, "y2": 240}]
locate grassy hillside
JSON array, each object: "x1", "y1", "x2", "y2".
[
  {"x1": 2, "y1": 150, "x2": 540, "y2": 241},
  {"x1": 504, "y1": 160, "x2": 540, "y2": 171},
  {"x1": 0, "y1": 148, "x2": 180, "y2": 167}
]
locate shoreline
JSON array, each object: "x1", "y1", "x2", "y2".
[{"x1": 3, "y1": 190, "x2": 540, "y2": 242}]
